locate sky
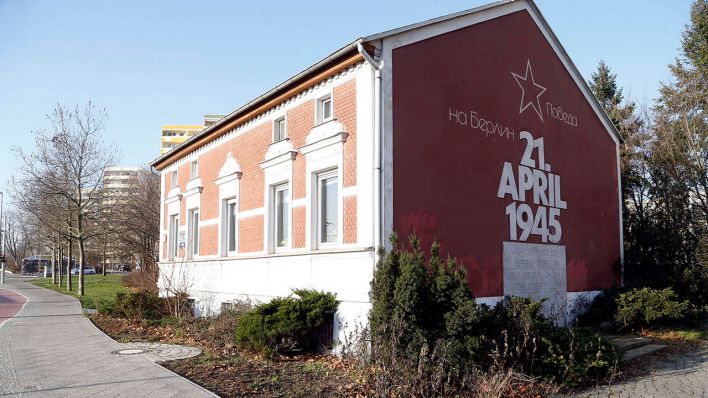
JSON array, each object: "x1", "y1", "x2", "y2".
[{"x1": 0, "y1": 0, "x2": 693, "y2": 210}]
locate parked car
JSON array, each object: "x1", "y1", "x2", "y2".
[
  {"x1": 71, "y1": 266, "x2": 96, "y2": 275},
  {"x1": 111, "y1": 264, "x2": 132, "y2": 272}
]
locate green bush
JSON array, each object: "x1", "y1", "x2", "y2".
[
  {"x1": 368, "y1": 233, "x2": 618, "y2": 391},
  {"x1": 370, "y1": 234, "x2": 483, "y2": 372},
  {"x1": 111, "y1": 290, "x2": 168, "y2": 321},
  {"x1": 537, "y1": 328, "x2": 616, "y2": 387},
  {"x1": 615, "y1": 287, "x2": 690, "y2": 329},
  {"x1": 474, "y1": 297, "x2": 616, "y2": 387},
  {"x1": 79, "y1": 297, "x2": 96, "y2": 309},
  {"x1": 97, "y1": 298, "x2": 116, "y2": 315},
  {"x1": 235, "y1": 289, "x2": 339, "y2": 354}
]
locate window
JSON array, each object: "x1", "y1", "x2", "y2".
[
  {"x1": 188, "y1": 209, "x2": 199, "y2": 258},
  {"x1": 224, "y1": 198, "x2": 238, "y2": 255},
  {"x1": 170, "y1": 170, "x2": 178, "y2": 186},
  {"x1": 190, "y1": 159, "x2": 199, "y2": 179},
  {"x1": 272, "y1": 184, "x2": 289, "y2": 249},
  {"x1": 273, "y1": 117, "x2": 286, "y2": 142},
  {"x1": 316, "y1": 95, "x2": 333, "y2": 124},
  {"x1": 317, "y1": 170, "x2": 338, "y2": 245},
  {"x1": 168, "y1": 214, "x2": 179, "y2": 260}
]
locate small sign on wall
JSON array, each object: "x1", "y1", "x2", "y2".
[{"x1": 179, "y1": 231, "x2": 186, "y2": 249}]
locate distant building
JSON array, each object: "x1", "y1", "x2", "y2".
[
  {"x1": 102, "y1": 166, "x2": 141, "y2": 204},
  {"x1": 160, "y1": 115, "x2": 225, "y2": 155},
  {"x1": 100, "y1": 166, "x2": 142, "y2": 267}
]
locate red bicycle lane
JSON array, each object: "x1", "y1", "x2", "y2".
[{"x1": 0, "y1": 288, "x2": 27, "y2": 326}]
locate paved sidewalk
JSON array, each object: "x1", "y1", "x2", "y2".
[
  {"x1": 0, "y1": 275, "x2": 217, "y2": 397},
  {"x1": 573, "y1": 345, "x2": 707, "y2": 398}
]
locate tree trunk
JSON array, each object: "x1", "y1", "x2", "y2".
[
  {"x1": 58, "y1": 246, "x2": 63, "y2": 287},
  {"x1": 102, "y1": 240, "x2": 106, "y2": 277},
  {"x1": 66, "y1": 238, "x2": 72, "y2": 292},
  {"x1": 51, "y1": 243, "x2": 57, "y2": 284},
  {"x1": 78, "y1": 238, "x2": 85, "y2": 296}
]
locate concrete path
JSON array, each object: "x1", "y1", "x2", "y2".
[
  {"x1": 0, "y1": 275, "x2": 217, "y2": 398},
  {"x1": 573, "y1": 344, "x2": 707, "y2": 398}
]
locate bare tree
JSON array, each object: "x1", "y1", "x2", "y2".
[
  {"x1": 12, "y1": 103, "x2": 117, "y2": 296},
  {"x1": 3, "y1": 211, "x2": 32, "y2": 272},
  {"x1": 114, "y1": 168, "x2": 161, "y2": 287}
]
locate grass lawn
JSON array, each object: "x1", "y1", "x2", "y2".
[{"x1": 32, "y1": 274, "x2": 129, "y2": 309}]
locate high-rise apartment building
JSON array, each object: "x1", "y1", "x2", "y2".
[
  {"x1": 102, "y1": 166, "x2": 141, "y2": 203},
  {"x1": 160, "y1": 115, "x2": 224, "y2": 155}
]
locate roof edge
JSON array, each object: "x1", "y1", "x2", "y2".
[
  {"x1": 150, "y1": 39, "x2": 364, "y2": 169},
  {"x1": 523, "y1": 0, "x2": 623, "y2": 144},
  {"x1": 363, "y1": 0, "x2": 512, "y2": 42}
]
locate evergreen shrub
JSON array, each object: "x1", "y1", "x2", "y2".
[
  {"x1": 368, "y1": 233, "x2": 617, "y2": 389},
  {"x1": 615, "y1": 287, "x2": 690, "y2": 329},
  {"x1": 108, "y1": 290, "x2": 168, "y2": 321},
  {"x1": 235, "y1": 289, "x2": 339, "y2": 354}
]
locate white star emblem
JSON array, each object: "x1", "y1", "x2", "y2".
[{"x1": 511, "y1": 59, "x2": 547, "y2": 121}]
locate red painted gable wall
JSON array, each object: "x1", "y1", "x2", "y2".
[{"x1": 392, "y1": 10, "x2": 621, "y2": 297}]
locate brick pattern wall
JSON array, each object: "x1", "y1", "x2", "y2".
[
  {"x1": 239, "y1": 216, "x2": 264, "y2": 252},
  {"x1": 178, "y1": 162, "x2": 189, "y2": 226},
  {"x1": 343, "y1": 196, "x2": 357, "y2": 244},
  {"x1": 288, "y1": 99, "x2": 314, "y2": 200},
  {"x1": 292, "y1": 205, "x2": 306, "y2": 248},
  {"x1": 164, "y1": 173, "x2": 171, "y2": 197},
  {"x1": 161, "y1": 77, "x2": 358, "y2": 259},
  {"x1": 335, "y1": 80, "x2": 357, "y2": 188},
  {"x1": 199, "y1": 224, "x2": 218, "y2": 256}
]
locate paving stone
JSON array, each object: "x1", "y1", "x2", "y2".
[
  {"x1": 571, "y1": 345, "x2": 707, "y2": 397},
  {"x1": 0, "y1": 275, "x2": 217, "y2": 397}
]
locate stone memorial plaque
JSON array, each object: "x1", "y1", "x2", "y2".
[{"x1": 503, "y1": 242, "x2": 567, "y2": 322}]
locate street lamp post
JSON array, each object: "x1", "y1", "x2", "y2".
[{"x1": 1, "y1": 191, "x2": 5, "y2": 284}]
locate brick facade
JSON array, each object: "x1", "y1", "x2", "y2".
[
  {"x1": 160, "y1": 73, "x2": 360, "y2": 260},
  {"x1": 343, "y1": 195, "x2": 357, "y2": 244},
  {"x1": 335, "y1": 80, "x2": 357, "y2": 188},
  {"x1": 292, "y1": 206, "x2": 306, "y2": 249}
]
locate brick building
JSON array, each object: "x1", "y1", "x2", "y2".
[{"x1": 152, "y1": 0, "x2": 622, "y2": 343}]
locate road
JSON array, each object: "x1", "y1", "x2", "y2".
[{"x1": 0, "y1": 275, "x2": 217, "y2": 397}]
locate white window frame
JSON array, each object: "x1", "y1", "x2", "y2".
[
  {"x1": 170, "y1": 170, "x2": 178, "y2": 186},
  {"x1": 271, "y1": 183, "x2": 290, "y2": 252},
  {"x1": 223, "y1": 198, "x2": 238, "y2": 256},
  {"x1": 273, "y1": 116, "x2": 287, "y2": 143},
  {"x1": 190, "y1": 159, "x2": 199, "y2": 180},
  {"x1": 187, "y1": 208, "x2": 199, "y2": 259},
  {"x1": 168, "y1": 214, "x2": 179, "y2": 260},
  {"x1": 316, "y1": 94, "x2": 333, "y2": 124},
  {"x1": 316, "y1": 169, "x2": 339, "y2": 247}
]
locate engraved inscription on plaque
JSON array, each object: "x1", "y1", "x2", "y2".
[{"x1": 503, "y1": 241, "x2": 567, "y2": 323}]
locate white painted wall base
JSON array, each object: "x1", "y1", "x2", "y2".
[
  {"x1": 158, "y1": 249, "x2": 375, "y2": 346},
  {"x1": 158, "y1": 249, "x2": 601, "y2": 349}
]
